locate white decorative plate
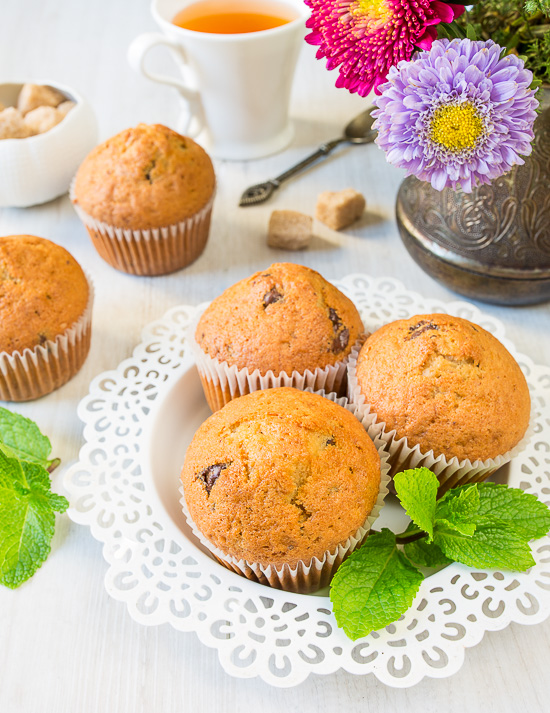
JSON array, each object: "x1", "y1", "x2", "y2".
[{"x1": 64, "y1": 275, "x2": 550, "y2": 688}]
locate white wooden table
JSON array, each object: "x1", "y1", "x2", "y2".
[{"x1": 1, "y1": 1, "x2": 549, "y2": 710}]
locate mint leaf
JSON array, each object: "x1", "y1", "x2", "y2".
[
  {"x1": 0, "y1": 449, "x2": 68, "y2": 588},
  {"x1": 434, "y1": 520, "x2": 535, "y2": 572},
  {"x1": 394, "y1": 468, "x2": 438, "y2": 541},
  {"x1": 436, "y1": 485, "x2": 480, "y2": 524},
  {"x1": 436, "y1": 517, "x2": 476, "y2": 538},
  {"x1": 0, "y1": 407, "x2": 54, "y2": 469},
  {"x1": 330, "y1": 528, "x2": 423, "y2": 639},
  {"x1": 435, "y1": 486, "x2": 480, "y2": 537},
  {"x1": 475, "y1": 483, "x2": 550, "y2": 541},
  {"x1": 404, "y1": 537, "x2": 452, "y2": 568}
]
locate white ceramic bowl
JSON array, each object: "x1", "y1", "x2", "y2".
[{"x1": 0, "y1": 80, "x2": 98, "y2": 208}]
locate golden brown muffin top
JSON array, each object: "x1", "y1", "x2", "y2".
[
  {"x1": 356, "y1": 314, "x2": 531, "y2": 462},
  {"x1": 181, "y1": 388, "x2": 381, "y2": 567},
  {"x1": 0, "y1": 235, "x2": 89, "y2": 354},
  {"x1": 72, "y1": 124, "x2": 215, "y2": 230},
  {"x1": 195, "y1": 263, "x2": 364, "y2": 375}
]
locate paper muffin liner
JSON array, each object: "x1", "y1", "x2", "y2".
[
  {"x1": 346, "y1": 341, "x2": 537, "y2": 495},
  {"x1": 70, "y1": 179, "x2": 214, "y2": 276},
  {"x1": 189, "y1": 307, "x2": 366, "y2": 411},
  {"x1": 0, "y1": 274, "x2": 94, "y2": 402},
  {"x1": 180, "y1": 390, "x2": 391, "y2": 594}
]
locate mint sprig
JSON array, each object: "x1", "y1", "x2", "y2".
[
  {"x1": 330, "y1": 468, "x2": 550, "y2": 640},
  {"x1": 0, "y1": 409, "x2": 67, "y2": 588}
]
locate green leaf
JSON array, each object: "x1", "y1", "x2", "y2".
[
  {"x1": 435, "y1": 485, "x2": 480, "y2": 536},
  {"x1": 404, "y1": 537, "x2": 452, "y2": 568},
  {"x1": 0, "y1": 449, "x2": 68, "y2": 589},
  {"x1": 466, "y1": 22, "x2": 478, "y2": 40},
  {"x1": 437, "y1": 484, "x2": 480, "y2": 522},
  {"x1": 475, "y1": 483, "x2": 550, "y2": 541},
  {"x1": 434, "y1": 520, "x2": 535, "y2": 572},
  {"x1": 394, "y1": 468, "x2": 439, "y2": 541},
  {"x1": 0, "y1": 407, "x2": 54, "y2": 468},
  {"x1": 436, "y1": 517, "x2": 476, "y2": 538},
  {"x1": 330, "y1": 529, "x2": 424, "y2": 640}
]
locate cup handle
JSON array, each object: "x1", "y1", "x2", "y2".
[{"x1": 127, "y1": 32, "x2": 205, "y2": 137}]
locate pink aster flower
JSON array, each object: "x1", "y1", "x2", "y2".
[
  {"x1": 305, "y1": 0, "x2": 465, "y2": 96},
  {"x1": 372, "y1": 38, "x2": 539, "y2": 192}
]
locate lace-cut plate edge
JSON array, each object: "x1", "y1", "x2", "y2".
[{"x1": 63, "y1": 273, "x2": 550, "y2": 688}]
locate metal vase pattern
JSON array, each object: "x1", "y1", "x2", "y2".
[{"x1": 396, "y1": 90, "x2": 550, "y2": 305}]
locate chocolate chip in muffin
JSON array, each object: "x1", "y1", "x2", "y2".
[
  {"x1": 333, "y1": 328, "x2": 349, "y2": 353},
  {"x1": 328, "y1": 307, "x2": 349, "y2": 353},
  {"x1": 263, "y1": 287, "x2": 283, "y2": 308},
  {"x1": 144, "y1": 159, "x2": 157, "y2": 184},
  {"x1": 407, "y1": 320, "x2": 440, "y2": 340},
  {"x1": 197, "y1": 462, "x2": 229, "y2": 494},
  {"x1": 328, "y1": 307, "x2": 342, "y2": 331}
]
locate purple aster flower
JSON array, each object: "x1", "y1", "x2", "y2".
[
  {"x1": 372, "y1": 38, "x2": 539, "y2": 192},
  {"x1": 305, "y1": 0, "x2": 465, "y2": 97}
]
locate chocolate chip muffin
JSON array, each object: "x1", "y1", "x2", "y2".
[
  {"x1": 192, "y1": 263, "x2": 364, "y2": 410},
  {"x1": 348, "y1": 313, "x2": 531, "y2": 492},
  {"x1": 181, "y1": 388, "x2": 383, "y2": 592},
  {"x1": 72, "y1": 123, "x2": 215, "y2": 275},
  {"x1": 0, "y1": 234, "x2": 92, "y2": 400}
]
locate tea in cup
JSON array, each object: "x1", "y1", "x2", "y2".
[{"x1": 128, "y1": 0, "x2": 307, "y2": 160}]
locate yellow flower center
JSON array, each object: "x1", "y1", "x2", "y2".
[
  {"x1": 353, "y1": 0, "x2": 391, "y2": 31},
  {"x1": 430, "y1": 103, "x2": 484, "y2": 152}
]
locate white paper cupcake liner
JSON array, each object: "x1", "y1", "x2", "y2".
[
  {"x1": 0, "y1": 274, "x2": 94, "y2": 401},
  {"x1": 189, "y1": 307, "x2": 366, "y2": 411},
  {"x1": 346, "y1": 341, "x2": 537, "y2": 495},
  {"x1": 180, "y1": 390, "x2": 391, "y2": 594},
  {"x1": 70, "y1": 179, "x2": 214, "y2": 276}
]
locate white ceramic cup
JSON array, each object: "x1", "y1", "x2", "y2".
[{"x1": 128, "y1": 0, "x2": 307, "y2": 160}]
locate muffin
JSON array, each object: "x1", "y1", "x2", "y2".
[
  {"x1": 191, "y1": 263, "x2": 365, "y2": 411},
  {"x1": 0, "y1": 235, "x2": 92, "y2": 401},
  {"x1": 71, "y1": 124, "x2": 215, "y2": 276},
  {"x1": 180, "y1": 388, "x2": 388, "y2": 593},
  {"x1": 348, "y1": 313, "x2": 532, "y2": 492}
]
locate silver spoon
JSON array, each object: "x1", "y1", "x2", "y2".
[{"x1": 239, "y1": 107, "x2": 377, "y2": 207}]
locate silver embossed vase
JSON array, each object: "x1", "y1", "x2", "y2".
[{"x1": 396, "y1": 88, "x2": 550, "y2": 305}]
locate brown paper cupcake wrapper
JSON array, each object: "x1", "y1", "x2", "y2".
[
  {"x1": 346, "y1": 342, "x2": 537, "y2": 495},
  {"x1": 189, "y1": 307, "x2": 366, "y2": 411},
  {"x1": 0, "y1": 274, "x2": 94, "y2": 401},
  {"x1": 180, "y1": 390, "x2": 391, "y2": 594},
  {"x1": 70, "y1": 180, "x2": 214, "y2": 276}
]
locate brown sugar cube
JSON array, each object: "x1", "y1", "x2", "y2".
[
  {"x1": 315, "y1": 188, "x2": 366, "y2": 230},
  {"x1": 17, "y1": 83, "x2": 65, "y2": 115},
  {"x1": 0, "y1": 107, "x2": 32, "y2": 139},
  {"x1": 24, "y1": 106, "x2": 64, "y2": 135},
  {"x1": 267, "y1": 210, "x2": 313, "y2": 250},
  {"x1": 57, "y1": 100, "x2": 76, "y2": 117}
]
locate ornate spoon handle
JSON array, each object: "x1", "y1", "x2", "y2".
[{"x1": 239, "y1": 137, "x2": 347, "y2": 206}]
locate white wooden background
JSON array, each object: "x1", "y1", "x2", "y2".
[{"x1": 1, "y1": 1, "x2": 549, "y2": 711}]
